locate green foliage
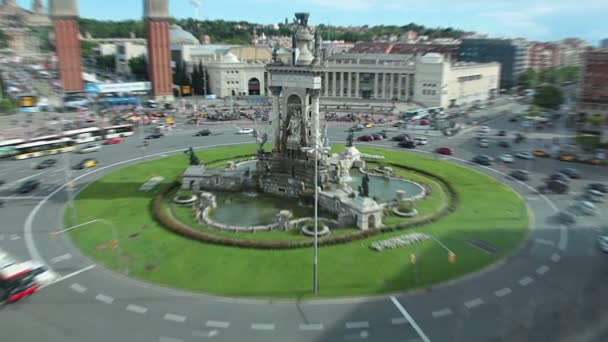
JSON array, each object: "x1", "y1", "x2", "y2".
[
  {"x1": 533, "y1": 85, "x2": 564, "y2": 109},
  {"x1": 80, "y1": 40, "x2": 98, "y2": 58},
  {"x1": 527, "y1": 104, "x2": 540, "y2": 117},
  {"x1": 28, "y1": 27, "x2": 52, "y2": 52},
  {"x1": 518, "y1": 69, "x2": 537, "y2": 89},
  {"x1": 173, "y1": 60, "x2": 190, "y2": 87},
  {"x1": 96, "y1": 54, "x2": 116, "y2": 71},
  {"x1": 398, "y1": 201, "x2": 414, "y2": 213},
  {"x1": 586, "y1": 114, "x2": 605, "y2": 126},
  {"x1": 128, "y1": 55, "x2": 148, "y2": 80},
  {"x1": 0, "y1": 98, "x2": 14, "y2": 112},
  {"x1": 78, "y1": 18, "x2": 145, "y2": 38},
  {"x1": 519, "y1": 66, "x2": 580, "y2": 89}
]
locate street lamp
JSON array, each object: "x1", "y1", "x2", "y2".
[{"x1": 303, "y1": 144, "x2": 320, "y2": 295}]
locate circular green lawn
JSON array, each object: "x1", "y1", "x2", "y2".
[{"x1": 66, "y1": 144, "x2": 529, "y2": 298}]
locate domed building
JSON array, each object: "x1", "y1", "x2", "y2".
[
  {"x1": 207, "y1": 51, "x2": 267, "y2": 98},
  {"x1": 170, "y1": 25, "x2": 199, "y2": 46}
]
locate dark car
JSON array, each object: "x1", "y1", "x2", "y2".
[
  {"x1": 194, "y1": 129, "x2": 211, "y2": 137},
  {"x1": 145, "y1": 132, "x2": 164, "y2": 139},
  {"x1": 392, "y1": 134, "x2": 410, "y2": 142},
  {"x1": 374, "y1": 131, "x2": 388, "y2": 139},
  {"x1": 371, "y1": 133, "x2": 384, "y2": 140},
  {"x1": 473, "y1": 155, "x2": 493, "y2": 165},
  {"x1": 499, "y1": 141, "x2": 510, "y2": 148},
  {"x1": 557, "y1": 211, "x2": 576, "y2": 225},
  {"x1": 550, "y1": 173, "x2": 570, "y2": 183},
  {"x1": 347, "y1": 125, "x2": 363, "y2": 132},
  {"x1": 588, "y1": 183, "x2": 608, "y2": 194},
  {"x1": 498, "y1": 130, "x2": 507, "y2": 136},
  {"x1": 510, "y1": 170, "x2": 531, "y2": 181},
  {"x1": 509, "y1": 116, "x2": 518, "y2": 122},
  {"x1": 559, "y1": 168, "x2": 581, "y2": 179},
  {"x1": 398, "y1": 140, "x2": 416, "y2": 149},
  {"x1": 35, "y1": 159, "x2": 57, "y2": 169},
  {"x1": 16, "y1": 179, "x2": 39, "y2": 194}
]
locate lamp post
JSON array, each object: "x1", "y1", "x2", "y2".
[{"x1": 313, "y1": 142, "x2": 319, "y2": 295}]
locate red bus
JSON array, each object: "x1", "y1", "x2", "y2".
[{"x1": 0, "y1": 263, "x2": 39, "y2": 304}]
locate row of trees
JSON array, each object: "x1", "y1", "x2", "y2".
[
  {"x1": 173, "y1": 60, "x2": 210, "y2": 95},
  {"x1": 518, "y1": 66, "x2": 580, "y2": 89}
]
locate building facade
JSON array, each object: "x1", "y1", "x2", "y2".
[
  {"x1": 115, "y1": 41, "x2": 147, "y2": 75},
  {"x1": 459, "y1": 38, "x2": 528, "y2": 89},
  {"x1": 528, "y1": 42, "x2": 561, "y2": 71},
  {"x1": 206, "y1": 52, "x2": 267, "y2": 97},
  {"x1": 558, "y1": 38, "x2": 588, "y2": 67},
  {"x1": 577, "y1": 49, "x2": 608, "y2": 142},
  {"x1": 601, "y1": 39, "x2": 608, "y2": 48},
  {"x1": 350, "y1": 42, "x2": 460, "y2": 61},
  {"x1": 321, "y1": 52, "x2": 499, "y2": 108}
]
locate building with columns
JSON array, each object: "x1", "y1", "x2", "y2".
[
  {"x1": 206, "y1": 51, "x2": 267, "y2": 97},
  {"x1": 321, "y1": 52, "x2": 500, "y2": 108}
]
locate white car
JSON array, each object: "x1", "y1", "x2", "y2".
[
  {"x1": 77, "y1": 143, "x2": 101, "y2": 154},
  {"x1": 516, "y1": 152, "x2": 534, "y2": 160},
  {"x1": 479, "y1": 126, "x2": 490, "y2": 133},
  {"x1": 577, "y1": 201, "x2": 596, "y2": 216},
  {"x1": 598, "y1": 236, "x2": 608, "y2": 252},
  {"x1": 413, "y1": 137, "x2": 428, "y2": 145},
  {"x1": 499, "y1": 154, "x2": 514, "y2": 163},
  {"x1": 237, "y1": 128, "x2": 254, "y2": 135},
  {"x1": 479, "y1": 139, "x2": 490, "y2": 148}
]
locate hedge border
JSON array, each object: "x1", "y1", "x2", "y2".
[{"x1": 151, "y1": 157, "x2": 459, "y2": 250}]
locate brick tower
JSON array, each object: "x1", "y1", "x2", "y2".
[
  {"x1": 50, "y1": 0, "x2": 83, "y2": 92},
  {"x1": 144, "y1": 0, "x2": 174, "y2": 104}
]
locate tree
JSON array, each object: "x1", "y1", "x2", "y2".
[
  {"x1": 128, "y1": 56, "x2": 148, "y2": 80},
  {"x1": 80, "y1": 41, "x2": 98, "y2": 58},
  {"x1": 528, "y1": 104, "x2": 540, "y2": 117},
  {"x1": 173, "y1": 61, "x2": 190, "y2": 86},
  {"x1": 533, "y1": 85, "x2": 563, "y2": 109},
  {"x1": 96, "y1": 54, "x2": 116, "y2": 71},
  {"x1": 518, "y1": 69, "x2": 537, "y2": 89}
]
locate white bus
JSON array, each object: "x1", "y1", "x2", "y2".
[
  {"x1": 103, "y1": 124, "x2": 134, "y2": 139},
  {"x1": 63, "y1": 127, "x2": 103, "y2": 144},
  {"x1": 13, "y1": 138, "x2": 76, "y2": 160}
]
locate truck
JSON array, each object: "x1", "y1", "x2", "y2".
[{"x1": 0, "y1": 263, "x2": 39, "y2": 304}]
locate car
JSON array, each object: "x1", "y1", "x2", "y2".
[
  {"x1": 498, "y1": 130, "x2": 507, "y2": 136},
  {"x1": 550, "y1": 173, "x2": 570, "y2": 183},
  {"x1": 559, "y1": 168, "x2": 581, "y2": 179},
  {"x1": 515, "y1": 152, "x2": 534, "y2": 160},
  {"x1": 510, "y1": 170, "x2": 531, "y2": 181},
  {"x1": 509, "y1": 116, "x2": 518, "y2": 122},
  {"x1": 75, "y1": 158, "x2": 98, "y2": 170},
  {"x1": 499, "y1": 154, "x2": 514, "y2": 163},
  {"x1": 557, "y1": 211, "x2": 576, "y2": 225},
  {"x1": 419, "y1": 119, "x2": 430, "y2": 126},
  {"x1": 347, "y1": 126, "x2": 364, "y2": 132},
  {"x1": 363, "y1": 122, "x2": 374, "y2": 128},
  {"x1": 104, "y1": 137, "x2": 123, "y2": 145},
  {"x1": 374, "y1": 131, "x2": 388, "y2": 139},
  {"x1": 145, "y1": 132, "x2": 164, "y2": 139},
  {"x1": 587, "y1": 183, "x2": 608, "y2": 194},
  {"x1": 35, "y1": 158, "x2": 57, "y2": 169},
  {"x1": 532, "y1": 150, "x2": 550, "y2": 158},
  {"x1": 236, "y1": 128, "x2": 254, "y2": 135},
  {"x1": 146, "y1": 100, "x2": 158, "y2": 108},
  {"x1": 577, "y1": 201, "x2": 596, "y2": 216},
  {"x1": 499, "y1": 141, "x2": 510, "y2": 148},
  {"x1": 194, "y1": 129, "x2": 212, "y2": 137},
  {"x1": 479, "y1": 139, "x2": 490, "y2": 148},
  {"x1": 16, "y1": 179, "x2": 39, "y2": 194},
  {"x1": 398, "y1": 140, "x2": 416, "y2": 149},
  {"x1": 473, "y1": 155, "x2": 493, "y2": 165},
  {"x1": 413, "y1": 137, "x2": 428, "y2": 145},
  {"x1": 478, "y1": 126, "x2": 490, "y2": 133},
  {"x1": 559, "y1": 155, "x2": 577, "y2": 162},
  {"x1": 392, "y1": 134, "x2": 410, "y2": 142},
  {"x1": 77, "y1": 143, "x2": 101, "y2": 154},
  {"x1": 371, "y1": 133, "x2": 384, "y2": 140},
  {"x1": 598, "y1": 236, "x2": 608, "y2": 253},
  {"x1": 357, "y1": 135, "x2": 374, "y2": 142},
  {"x1": 585, "y1": 189, "x2": 605, "y2": 203},
  {"x1": 436, "y1": 147, "x2": 454, "y2": 155}
]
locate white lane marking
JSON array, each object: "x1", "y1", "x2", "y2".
[
  {"x1": 299, "y1": 323, "x2": 324, "y2": 331},
  {"x1": 536, "y1": 265, "x2": 550, "y2": 275},
  {"x1": 346, "y1": 321, "x2": 370, "y2": 329},
  {"x1": 251, "y1": 323, "x2": 275, "y2": 331},
  {"x1": 344, "y1": 331, "x2": 370, "y2": 340},
  {"x1": 159, "y1": 337, "x2": 183, "y2": 342},
  {"x1": 126, "y1": 304, "x2": 148, "y2": 314},
  {"x1": 464, "y1": 298, "x2": 485, "y2": 309},
  {"x1": 24, "y1": 142, "x2": 249, "y2": 274},
  {"x1": 205, "y1": 320, "x2": 230, "y2": 329},
  {"x1": 390, "y1": 296, "x2": 431, "y2": 342},
  {"x1": 519, "y1": 276, "x2": 534, "y2": 286},
  {"x1": 551, "y1": 253, "x2": 561, "y2": 263},
  {"x1": 164, "y1": 313, "x2": 187, "y2": 323},
  {"x1": 391, "y1": 317, "x2": 409, "y2": 325},
  {"x1": 534, "y1": 238, "x2": 555, "y2": 247},
  {"x1": 0, "y1": 196, "x2": 47, "y2": 200},
  {"x1": 95, "y1": 294, "x2": 114, "y2": 304},
  {"x1": 69, "y1": 283, "x2": 86, "y2": 293},
  {"x1": 9, "y1": 234, "x2": 20, "y2": 241},
  {"x1": 192, "y1": 329, "x2": 219, "y2": 338},
  {"x1": 432, "y1": 308, "x2": 453, "y2": 318},
  {"x1": 494, "y1": 287, "x2": 512, "y2": 298},
  {"x1": 525, "y1": 196, "x2": 539, "y2": 201},
  {"x1": 46, "y1": 264, "x2": 95, "y2": 287},
  {"x1": 558, "y1": 225, "x2": 568, "y2": 251},
  {"x1": 50, "y1": 253, "x2": 72, "y2": 264}
]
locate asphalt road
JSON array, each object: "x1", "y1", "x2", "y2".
[{"x1": 1, "y1": 106, "x2": 607, "y2": 342}]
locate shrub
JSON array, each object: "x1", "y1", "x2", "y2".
[{"x1": 398, "y1": 200, "x2": 414, "y2": 213}]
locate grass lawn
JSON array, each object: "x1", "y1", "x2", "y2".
[{"x1": 67, "y1": 144, "x2": 528, "y2": 298}]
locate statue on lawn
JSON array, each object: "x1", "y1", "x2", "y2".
[{"x1": 185, "y1": 147, "x2": 200, "y2": 166}]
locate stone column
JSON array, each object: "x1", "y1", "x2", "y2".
[
  {"x1": 347, "y1": 72, "x2": 352, "y2": 98},
  {"x1": 373, "y1": 73, "x2": 378, "y2": 99},
  {"x1": 388, "y1": 73, "x2": 394, "y2": 99},
  {"x1": 324, "y1": 72, "x2": 329, "y2": 97},
  {"x1": 355, "y1": 73, "x2": 360, "y2": 98},
  {"x1": 337, "y1": 72, "x2": 343, "y2": 97},
  {"x1": 405, "y1": 74, "x2": 410, "y2": 100},
  {"x1": 397, "y1": 74, "x2": 402, "y2": 100},
  {"x1": 50, "y1": 0, "x2": 83, "y2": 92},
  {"x1": 381, "y1": 73, "x2": 386, "y2": 99},
  {"x1": 332, "y1": 72, "x2": 337, "y2": 98},
  {"x1": 270, "y1": 86, "x2": 281, "y2": 152},
  {"x1": 310, "y1": 89, "x2": 321, "y2": 149}
]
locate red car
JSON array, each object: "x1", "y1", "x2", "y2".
[
  {"x1": 357, "y1": 135, "x2": 374, "y2": 142},
  {"x1": 436, "y1": 147, "x2": 454, "y2": 155},
  {"x1": 419, "y1": 119, "x2": 430, "y2": 126},
  {"x1": 104, "y1": 137, "x2": 123, "y2": 145}
]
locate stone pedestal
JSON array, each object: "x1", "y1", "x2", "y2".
[{"x1": 276, "y1": 210, "x2": 293, "y2": 231}]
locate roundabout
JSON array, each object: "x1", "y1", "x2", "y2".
[{"x1": 64, "y1": 145, "x2": 528, "y2": 298}]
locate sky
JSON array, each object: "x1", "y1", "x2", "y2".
[{"x1": 19, "y1": 0, "x2": 607, "y2": 44}]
